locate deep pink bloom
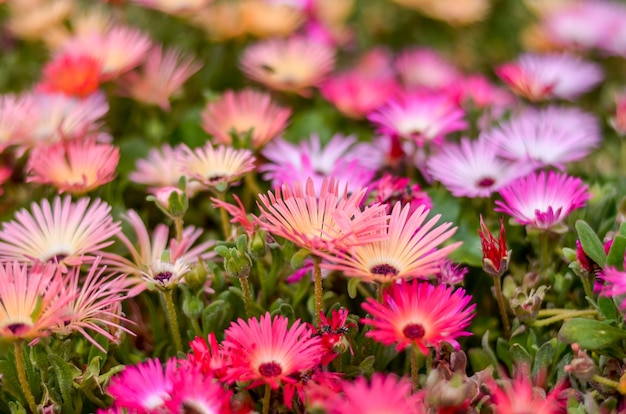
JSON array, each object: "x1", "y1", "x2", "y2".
[
  {"x1": 368, "y1": 92, "x2": 467, "y2": 146},
  {"x1": 211, "y1": 194, "x2": 256, "y2": 236},
  {"x1": 478, "y1": 216, "x2": 509, "y2": 277},
  {"x1": 395, "y1": 47, "x2": 459, "y2": 90},
  {"x1": 367, "y1": 173, "x2": 432, "y2": 214},
  {"x1": 361, "y1": 280, "x2": 475, "y2": 353},
  {"x1": 496, "y1": 53, "x2": 603, "y2": 101},
  {"x1": 165, "y1": 368, "x2": 233, "y2": 414},
  {"x1": 435, "y1": 259, "x2": 468, "y2": 286},
  {"x1": 448, "y1": 74, "x2": 515, "y2": 109},
  {"x1": 37, "y1": 53, "x2": 102, "y2": 98},
  {"x1": 495, "y1": 171, "x2": 590, "y2": 231},
  {"x1": 283, "y1": 369, "x2": 343, "y2": 410},
  {"x1": 317, "y1": 308, "x2": 355, "y2": 365},
  {"x1": 188, "y1": 333, "x2": 230, "y2": 380},
  {"x1": 222, "y1": 312, "x2": 324, "y2": 389},
  {"x1": 598, "y1": 267, "x2": 626, "y2": 310},
  {"x1": 613, "y1": 92, "x2": 626, "y2": 135}
]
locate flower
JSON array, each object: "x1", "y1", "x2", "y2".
[
  {"x1": 612, "y1": 92, "x2": 626, "y2": 135},
  {"x1": 240, "y1": 36, "x2": 335, "y2": 95},
  {"x1": 598, "y1": 267, "x2": 626, "y2": 310},
  {"x1": 240, "y1": 0, "x2": 304, "y2": 38},
  {"x1": 435, "y1": 260, "x2": 468, "y2": 286},
  {"x1": 495, "y1": 170, "x2": 590, "y2": 231},
  {"x1": 260, "y1": 134, "x2": 381, "y2": 194},
  {"x1": 179, "y1": 143, "x2": 256, "y2": 191},
  {"x1": 0, "y1": 262, "x2": 73, "y2": 341},
  {"x1": 257, "y1": 178, "x2": 388, "y2": 253},
  {"x1": 395, "y1": 47, "x2": 459, "y2": 90},
  {"x1": 37, "y1": 53, "x2": 102, "y2": 98},
  {"x1": 427, "y1": 138, "x2": 532, "y2": 198},
  {"x1": 26, "y1": 138, "x2": 119, "y2": 194},
  {"x1": 211, "y1": 194, "x2": 256, "y2": 236},
  {"x1": 117, "y1": 46, "x2": 202, "y2": 111},
  {"x1": 130, "y1": 0, "x2": 212, "y2": 16},
  {"x1": 368, "y1": 92, "x2": 467, "y2": 146},
  {"x1": 367, "y1": 173, "x2": 432, "y2": 214},
  {"x1": 320, "y1": 202, "x2": 461, "y2": 283},
  {"x1": 165, "y1": 368, "x2": 233, "y2": 414},
  {"x1": 222, "y1": 312, "x2": 324, "y2": 389},
  {"x1": 361, "y1": 280, "x2": 475, "y2": 353},
  {"x1": 482, "y1": 106, "x2": 601, "y2": 168},
  {"x1": 106, "y1": 357, "x2": 177, "y2": 412},
  {"x1": 201, "y1": 88, "x2": 291, "y2": 149},
  {"x1": 0, "y1": 93, "x2": 35, "y2": 150},
  {"x1": 0, "y1": 196, "x2": 120, "y2": 271},
  {"x1": 495, "y1": 53, "x2": 603, "y2": 100},
  {"x1": 321, "y1": 374, "x2": 423, "y2": 414},
  {"x1": 478, "y1": 216, "x2": 510, "y2": 277},
  {"x1": 188, "y1": 333, "x2": 230, "y2": 380}
]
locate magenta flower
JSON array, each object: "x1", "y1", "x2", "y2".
[
  {"x1": 367, "y1": 173, "x2": 432, "y2": 214},
  {"x1": 495, "y1": 171, "x2": 590, "y2": 231},
  {"x1": 598, "y1": 268, "x2": 626, "y2": 310},
  {"x1": 165, "y1": 368, "x2": 233, "y2": 414},
  {"x1": 427, "y1": 138, "x2": 533, "y2": 198},
  {"x1": 369, "y1": 92, "x2": 467, "y2": 146},
  {"x1": 361, "y1": 280, "x2": 475, "y2": 353},
  {"x1": 395, "y1": 47, "x2": 459, "y2": 90},
  {"x1": 222, "y1": 312, "x2": 323, "y2": 389},
  {"x1": 496, "y1": 52, "x2": 603, "y2": 101}
]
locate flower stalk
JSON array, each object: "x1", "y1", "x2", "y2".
[
  {"x1": 14, "y1": 342, "x2": 37, "y2": 413},
  {"x1": 313, "y1": 255, "x2": 323, "y2": 325},
  {"x1": 161, "y1": 290, "x2": 183, "y2": 354}
]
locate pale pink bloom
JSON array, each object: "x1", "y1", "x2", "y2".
[
  {"x1": 60, "y1": 25, "x2": 152, "y2": 79},
  {"x1": 320, "y1": 202, "x2": 461, "y2": 283},
  {"x1": 240, "y1": 35, "x2": 335, "y2": 95},
  {"x1": 320, "y1": 72, "x2": 399, "y2": 119},
  {"x1": 0, "y1": 196, "x2": 120, "y2": 271},
  {"x1": 130, "y1": 0, "x2": 212, "y2": 15},
  {"x1": 361, "y1": 279, "x2": 475, "y2": 353},
  {"x1": 179, "y1": 143, "x2": 256, "y2": 190},
  {"x1": 395, "y1": 47, "x2": 459, "y2": 89},
  {"x1": 26, "y1": 137, "x2": 119, "y2": 194},
  {"x1": 351, "y1": 47, "x2": 396, "y2": 80},
  {"x1": 0, "y1": 262, "x2": 73, "y2": 341},
  {"x1": 496, "y1": 53, "x2": 603, "y2": 101},
  {"x1": 222, "y1": 312, "x2": 323, "y2": 389},
  {"x1": 260, "y1": 134, "x2": 381, "y2": 193},
  {"x1": 598, "y1": 267, "x2": 626, "y2": 310},
  {"x1": 257, "y1": 178, "x2": 388, "y2": 253},
  {"x1": 369, "y1": 92, "x2": 467, "y2": 146},
  {"x1": 101, "y1": 210, "x2": 215, "y2": 295},
  {"x1": 117, "y1": 46, "x2": 202, "y2": 111},
  {"x1": 201, "y1": 88, "x2": 291, "y2": 148},
  {"x1": 0, "y1": 93, "x2": 35, "y2": 150},
  {"x1": 322, "y1": 374, "x2": 423, "y2": 414},
  {"x1": 495, "y1": 170, "x2": 590, "y2": 231},
  {"x1": 483, "y1": 106, "x2": 601, "y2": 168},
  {"x1": 427, "y1": 138, "x2": 532, "y2": 198}
]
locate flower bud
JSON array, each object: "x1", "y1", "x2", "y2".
[
  {"x1": 478, "y1": 216, "x2": 510, "y2": 278},
  {"x1": 185, "y1": 259, "x2": 210, "y2": 290},
  {"x1": 510, "y1": 285, "x2": 548, "y2": 324},
  {"x1": 564, "y1": 343, "x2": 596, "y2": 382},
  {"x1": 248, "y1": 230, "x2": 266, "y2": 259},
  {"x1": 148, "y1": 184, "x2": 188, "y2": 219}
]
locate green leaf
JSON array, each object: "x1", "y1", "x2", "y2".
[
  {"x1": 509, "y1": 343, "x2": 532, "y2": 366},
  {"x1": 87, "y1": 334, "x2": 110, "y2": 370},
  {"x1": 279, "y1": 303, "x2": 295, "y2": 320},
  {"x1": 532, "y1": 340, "x2": 555, "y2": 378},
  {"x1": 347, "y1": 278, "x2": 361, "y2": 299},
  {"x1": 558, "y1": 318, "x2": 626, "y2": 350},
  {"x1": 598, "y1": 296, "x2": 619, "y2": 321},
  {"x1": 575, "y1": 220, "x2": 606, "y2": 267},
  {"x1": 358, "y1": 356, "x2": 376, "y2": 376},
  {"x1": 48, "y1": 354, "x2": 81, "y2": 413},
  {"x1": 201, "y1": 299, "x2": 228, "y2": 334},
  {"x1": 607, "y1": 235, "x2": 626, "y2": 270}
]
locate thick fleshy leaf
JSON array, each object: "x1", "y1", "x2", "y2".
[
  {"x1": 558, "y1": 318, "x2": 626, "y2": 350},
  {"x1": 575, "y1": 220, "x2": 606, "y2": 267}
]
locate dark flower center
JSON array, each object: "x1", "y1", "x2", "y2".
[
  {"x1": 476, "y1": 177, "x2": 496, "y2": 188},
  {"x1": 258, "y1": 361, "x2": 283, "y2": 378},
  {"x1": 46, "y1": 253, "x2": 68, "y2": 264},
  {"x1": 402, "y1": 323, "x2": 426, "y2": 339},
  {"x1": 208, "y1": 174, "x2": 225, "y2": 183},
  {"x1": 7, "y1": 323, "x2": 27, "y2": 335},
  {"x1": 155, "y1": 271, "x2": 173, "y2": 282},
  {"x1": 370, "y1": 264, "x2": 399, "y2": 276}
]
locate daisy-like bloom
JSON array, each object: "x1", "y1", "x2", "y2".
[
  {"x1": 37, "y1": 53, "x2": 102, "y2": 98},
  {"x1": 201, "y1": 88, "x2": 291, "y2": 149},
  {"x1": 448, "y1": 74, "x2": 515, "y2": 109},
  {"x1": 368, "y1": 91, "x2": 467, "y2": 146},
  {"x1": 101, "y1": 210, "x2": 215, "y2": 295},
  {"x1": 260, "y1": 134, "x2": 381, "y2": 194},
  {"x1": 240, "y1": 36, "x2": 335, "y2": 95},
  {"x1": 0, "y1": 93, "x2": 35, "y2": 150},
  {"x1": 395, "y1": 47, "x2": 459, "y2": 90},
  {"x1": 321, "y1": 374, "x2": 423, "y2": 414},
  {"x1": 130, "y1": 0, "x2": 212, "y2": 15},
  {"x1": 117, "y1": 46, "x2": 202, "y2": 111},
  {"x1": 0, "y1": 262, "x2": 73, "y2": 341},
  {"x1": 165, "y1": 368, "x2": 233, "y2": 414},
  {"x1": 320, "y1": 202, "x2": 461, "y2": 283},
  {"x1": 598, "y1": 267, "x2": 626, "y2": 310},
  {"x1": 107, "y1": 357, "x2": 177, "y2": 412},
  {"x1": 56, "y1": 258, "x2": 133, "y2": 351},
  {"x1": 188, "y1": 333, "x2": 230, "y2": 380},
  {"x1": 189, "y1": 2, "x2": 247, "y2": 42},
  {"x1": 496, "y1": 53, "x2": 603, "y2": 101},
  {"x1": 6, "y1": 0, "x2": 72, "y2": 47},
  {"x1": 0, "y1": 196, "x2": 120, "y2": 271},
  {"x1": 361, "y1": 279, "x2": 475, "y2": 354},
  {"x1": 427, "y1": 138, "x2": 533, "y2": 198},
  {"x1": 495, "y1": 170, "x2": 590, "y2": 231},
  {"x1": 393, "y1": 0, "x2": 489, "y2": 25},
  {"x1": 178, "y1": 143, "x2": 256, "y2": 191},
  {"x1": 367, "y1": 173, "x2": 432, "y2": 214},
  {"x1": 26, "y1": 138, "x2": 119, "y2": 194},
  {"x1": 320, "y1": 72, "x2": 399, "y2": 119},
  {"x1": 257, "y1": 178, "x2": 388, "y2": 253},
  {"x1": 483, "y1": 106, "x2": 601, "y2": 168},
  {"x1": 222, "y1": 312, "x2": 324, "y2": 389},
  {"x1": 317, "y1": 308, "x2": 354, "y2": 365},
  {"x1": 435, "y1": 259, "x2": 468, "y2": 286},
  {"x1": 240, "y1": 0, "x2": 304, "y2": 38}
]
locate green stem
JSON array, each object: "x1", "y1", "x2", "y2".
[
  {"x1": 533, "y1": 309, "x2": 598, "y2": 327},
  {"x1": 410, "y1": 346, "x2": 420, "y2": 392},
  {"x1": 581, "y1": 273, "x2": 595, "y2": 303},
  {"x1": 190, "y1": 317, "x2": 202, "y2": 337},
  {"x1": 356, "y1": 283, "x2": 372, "y2": 299},
  {"x1": 14, "y1": 342, "x2": 37, "y2": 413},
  {"x1": 173, "y1": 216, "x2": 184, "y2": 243},
  {"x1": 592, "y1": 374, "x2": 620, "y2": 389},
  {"x1": 377, "y1": 282, "x2": 386, "y2": 303},
  {"x1": 240, "y1": 276, "x2": 254, "y2": 318},
  {"x1": 493, "y1": 276, "x2": 511, "y2": 338},
  {"x1": 161, "y1": 290, "x2": 183, "y2": 354},
  {"x1": 216, "y1": 192, "x2": 231, "y2": 240},
  {"x1": 244, "y1": 171, "x2": 263, "y2": 198},
  {"x1": 313, "y1": 256, "x2": 323, "y2": 325},
  {"x1": 262, "y1": 383, "x2": 271, "y2": 414}
]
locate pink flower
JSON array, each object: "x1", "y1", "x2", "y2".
[
  {"x1": 598, "y1": 267, "x2": 626, "y2": 310},
  {"x1": 613, "y1": 92, "x2": 626, "y2": 135},
  {"x1": 165, "y1": 368, "x2": 233, "y2": 414},
  {"x1": 495, "y1": 171, "x2": 590, "y2": 231},
  {"x1": 201, "y1": 88, "x2": 291, "y2": 148},
  {"x1": 448, "y1": 74, "x2": 515, "y2": 109},
  {"x1": 367, "y1": 173, "x2": 432, "y2": 214},
  {"x1": 478, "y1": 216, "x2": 510, "y2": 277},
  {"x1": 211, "y1": 194, "x2": 256, "y2": 236},
  {"x1": 188, "y1": 333, "x2": 230, "y2": 380},
  {"x1": 496, "y1": 53, "x2": 603, "y2": 101},
  {"x1": 368, "y1": 91, "x2": 467, "y2": 146},
  {"x1": 435, "y1": 260, "x2": 468, "y2": 286},
  {"x1": 0, "y1": 93, "x2": 35, "y2": 150},
  {"x1": 427, "y1": 138, "x2": 533, "y2": 198},
  {"x1": 37, "y1": 53, "x2": 102, "y2": 98},
  {"x1": 130, "y1": 0, "x2": 212, "y2": 15},
  {"x1": 395, "y1": 47, "x2": 459, "y2": 90},
  {"x1": 222, "y1": 312, "x2": 324, "y2": 389},
  {"x1": 361, "y1": 280, "x2": 475, "y2": 353},
  {"x1": 317, "y1": 308, "x2": 354, "y2": 365}
]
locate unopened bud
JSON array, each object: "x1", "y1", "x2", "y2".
[
  {"x1": 185, "y1": 259, "x2": 209, "y2": 290},
  {"x1": 564, "y1": 343, "x2": 596, "y2": 382},
  {"x1": 510, "y1": 285, "x2": 548, "y2": 324},
  {"x1": 249, "y1": 230, "x2": 267, "y2": 259},
  {"x1": 182, "y1": 291, "x2": 204, "y2": 319}
]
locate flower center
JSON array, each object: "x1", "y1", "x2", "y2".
[
  {"x1": 476, "y1": 177, "x2": 496, "y2": 188},
  {"x1": 6, "y1": 323, "x2": 28, "y2": 335},
  {"x1": 370, "y1": 264, "x2": 399, "y2": 276},
  {"x1": 155, "y1": 271, "x2": 173, "y2": 282},
  {"x1": 258, "y1": 361, "x2": 283, "y2": 378},
  {"x1": 402, "y1": 323, "x2": 426, "y2": 339}
]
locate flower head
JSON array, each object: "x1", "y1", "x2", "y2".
[
  {"x1": 367, "y1": 173, "x2": 432, "y2": 214},
  {"x1": 320, "y1": 202, "x2": 461, "y2": 283},
  {"x1": 317, "y1": 308, "x2": 354, "y2": 365},
  {"x1": 165, "y1": 368, "x2": 233, "y2": 414},
  {"x1": 598, "y1": 267, "x2": 626, "y2": 310},
  {"x1": 495, "y1": 171, "x2": 590, "y2": 231},
  {"x1": 201, "y1": 88, "x2": 291, "y2": 149},
  {"x1": 478, "y1": 216, "x2": 510, "y2": 277},
  {"x1": 0, "y1": 196, "x2": 120, "y2": 271},
  {"x1": 188, "y1": 333, "x2": 230, "y2": 380},
  {"x1": 361, "y1": 280, "x2": 475, "y2": 353},
  {"x1": 395, "y1": 47, "x2": 459, "y2": 90},
  {"x1": 0, "y1": 93, "x2": 35, "y2": 150},
  {"x1": 222, "y1": 312, "x2": 324, "y2": 389},
  {"x1": 37, "y1": 53, "x2": 102, "y2": 98},
  {"x1": 496, "y1": 53, "x2": 603, "y2": 100},
  {"x1": 130, "y1": 0, "x2": 212, "y2": 16}
]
